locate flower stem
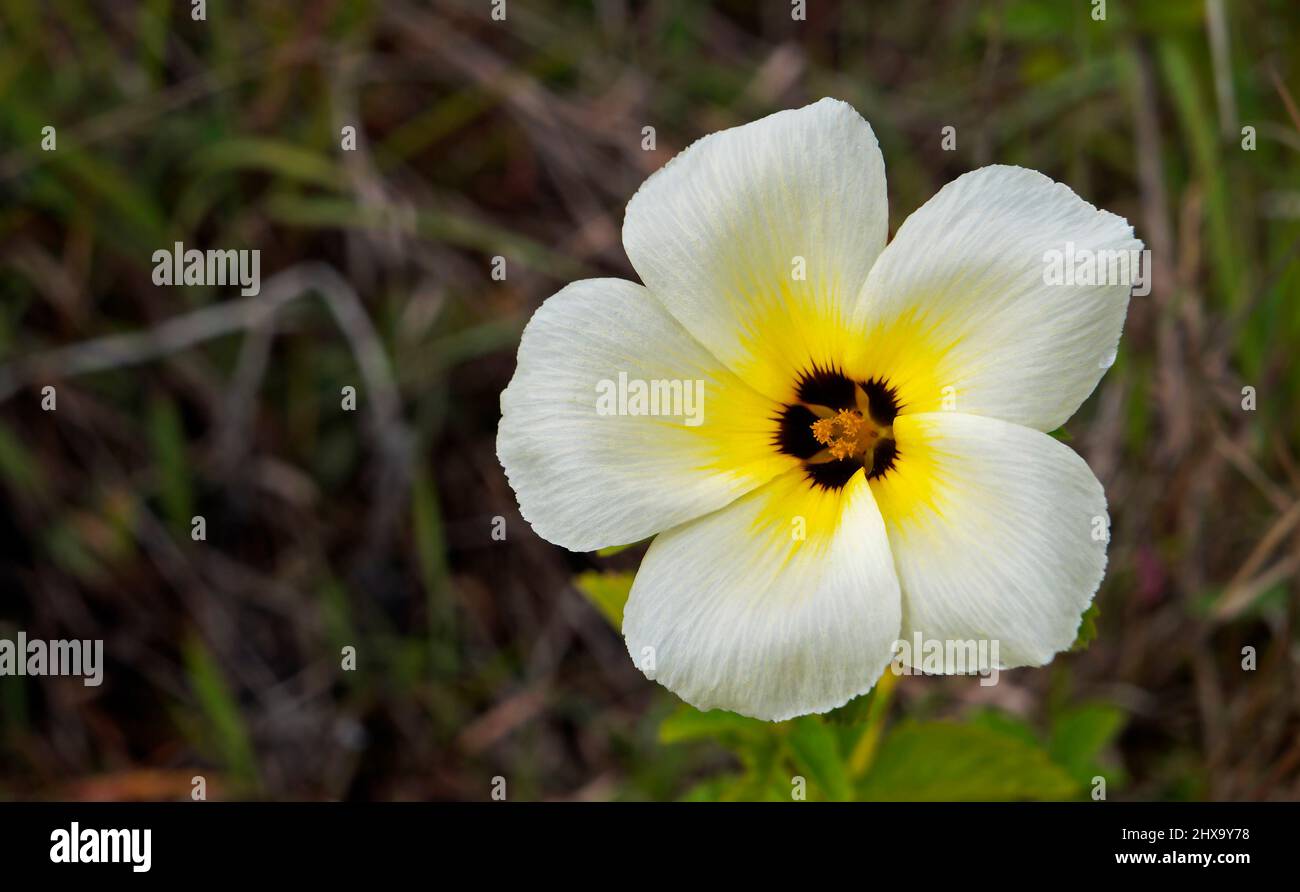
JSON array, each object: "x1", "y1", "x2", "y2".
[{"x1": 848, "y1": 668, "x2": 899, "y2": 778}]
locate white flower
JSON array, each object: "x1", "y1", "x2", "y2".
[{"x1": 497, "y1": 98, "x2": 1142, "y2": 721}]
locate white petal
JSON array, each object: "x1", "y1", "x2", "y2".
[
  {"x1": 623, "y1": 468, "x2": 901, "y2": 722},
  {"x1": 848, "y1": 165, "x2": 1142, "y2": 431},
  {"x1": 623, "y1": 98, "x2": 888, "y2": 403},
  {"x1": 871, "y1": 412, "x2": 1108, "y2": 670},
  {"x1": 498, "y1": 278, "x2": 794, "y2": 552}
]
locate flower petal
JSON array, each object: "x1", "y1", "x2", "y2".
[
  {"x1": 498, "y1": 278, "x2": 794, "y2": 552},
  {"x1": 623, "y1": 468, "x2": 901, "y2": 721},
  {"x1": 623, "y1": 98, "x2": 888, "y2": 403},
  {"x1": 871, "y1": 411, "x2": 1108, "y2": 670},
  {"x1": 848, "y1": 165, "x2": 1142, "y2": 431}
]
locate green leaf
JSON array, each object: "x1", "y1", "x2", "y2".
[
  {"x1": 1071, "y1": 602, "x2": 1101, "y2": 652},
  {"x1": 967, "y1": 709, "x2": 1041, "y2": 748},
  {"x1": 788, "y1": 717, "x2": 852, "y2": 801},
  {"x1": 823, "y1": 690, "x2": 876, "y2": 726},
  {"x1": 679, "y1": 775, "x2": 743, "y2": 802},
  {"x1": 657, "y1": 704, "x2": 768, "y2": 747},
  {"x1": 1049, "y1": 703, "x2": 1126, "y2": 784},
  {"x1": 594, "y1": 541, "x2": 638, "y2": 558},
  {"x1": 574, "y1": 570, "x2": 634, "y2": 628},
  {"x1": 859, "y1": 720, "x2": 1080, "y2": 801}
]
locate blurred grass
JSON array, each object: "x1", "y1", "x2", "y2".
[
  {"x1": 180, "y1": 635, "x2": 260, "y2": 792},
  {"x1": 0, "y1": 0, "x2": 1297, "y2": 801}
]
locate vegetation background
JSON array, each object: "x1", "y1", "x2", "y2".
[{"x1": 1, "y1": 0, "x2": 1297, "y2": 801}]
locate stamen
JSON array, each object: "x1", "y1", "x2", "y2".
[
  {"x1": 811, "y1": 409, "x2": 866, "y2": 460},
  {"x1": 773, "y1": 369, "x2": 901, "y2": 490}
]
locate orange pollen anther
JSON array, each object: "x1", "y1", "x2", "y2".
[{"x1": 810, "y1": 408, "x2": 881, "y2": 461}]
